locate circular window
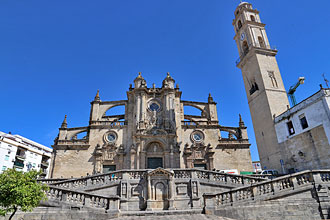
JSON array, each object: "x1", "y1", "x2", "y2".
[
  {"x1": 148, "y1": 100, "x2": 161, "y2": 112},
  {"x1": 191, "y1": 131, "x2": 204, "y2": 143},
  {"x1": 150, "y1": 103, "x2": 160, "y2": 111},
  {"x1": 105, "y1": 131, "x2": 117, "y2": 143}
]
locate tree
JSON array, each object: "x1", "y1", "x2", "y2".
[{"x1": 0, "y1": 169, "x2": 48, "y2": 220}]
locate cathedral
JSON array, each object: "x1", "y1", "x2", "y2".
[{"x1": 50, "y1": 73, "x2": 252, "y2": 178}]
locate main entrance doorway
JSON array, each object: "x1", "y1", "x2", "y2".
[
  {"x1": 194, "y1": 163, "x2": 207, "y2": 170},
  {"x1": 147, "y1": 157, "x2": 163, "y2": 169},
  {"x1": 103, "y1": 165, "x2": 116, "y2": 173}
]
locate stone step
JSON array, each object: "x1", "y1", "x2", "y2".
[
  {"x1": 120, "y1": 209, "x2": 203, "y2": 216},
  {"x1": 116, "y1": 214, "x2": 234, "y2": 220}
]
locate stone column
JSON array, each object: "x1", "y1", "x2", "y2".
[
  {"x1": 140, "y1": 151, "x2": 146, "y2": 169},
  {"x1": 164, "y1": 152, "x2": 170, "y2": 168},
  {"x1": 170, "y1": 145, "x2": 174, "y2": 168},
  {"x1": 136, "y1": 143, "x2": 140, "y2": 169},
  {"x1": 119, "y1": 154, "x2": 124, "y2": 170},
  {"x1": 168, "y1": 176, "x2": 175, "y2": 210},
  {"x1": 130, "y1": 150, "x2": 136, "y2": 169},
  {"x1": 136, "y1": 94, "x2": 141, "y2": 127},
  {"x1": 146, "y1": 175, "x2": 153, "y2": 211},
  {"x1": 209, "y1": 156, "x2": 214, "y2": 170},
  {"x1": 141, "y1": 92, "x2": 146, "y2": 125}
]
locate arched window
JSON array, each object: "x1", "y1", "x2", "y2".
[
  {"x1": 242, "y1": 41, "x2": 249, "y2": 54},
  {"x1": 250, "y1": 15, "x2": 256, "y2": 22},
  {"x1": 237, "y1": 20, "x2": 242, "y2": 30},
  {"x1": 258, "y1": 36, "x2": 265, "y2": 48}
]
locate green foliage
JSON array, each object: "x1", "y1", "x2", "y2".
[{"x1": 0, "y1": 169, "x2": 49, "y2": 217}]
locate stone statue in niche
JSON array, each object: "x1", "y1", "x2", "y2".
[
  {"x1": 148, "y1": 142, "x2": 163, "y2": 153},
  {"x1": 151, "y1": 110, "x2": 157, "y2": 127},
  {"x1": 95, "y1": 157, "x2": 102, "y2": 173}
]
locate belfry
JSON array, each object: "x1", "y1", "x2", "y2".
[{"x1": 50, "y1": 73, "x2": 252, "y2": 178}]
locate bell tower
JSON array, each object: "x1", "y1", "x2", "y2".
[{"x1": 233, "y1": 2, "x2": 289, "y2": 171}]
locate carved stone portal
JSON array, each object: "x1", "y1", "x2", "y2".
[
  {"x1": 94, "y1": 144, "x2": 125, "y2": 174},
  {"x1": 183, "y1": 143, "x2": 214, "y2": 169},
  {"x1": 146, "y1": 168, "x2": 174, "y2": 210}
]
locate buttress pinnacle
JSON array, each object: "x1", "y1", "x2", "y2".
[{"x1": 61, "y1": 115, "x2": 68, "y2": 128}]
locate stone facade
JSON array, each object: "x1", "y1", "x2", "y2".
[{"x1": 50, "y1": 73, "x2": 252, "y2": 178}]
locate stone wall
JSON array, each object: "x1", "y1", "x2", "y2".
[{"x1": 278, "y1": 125, "x2": 330, "y2": 172}]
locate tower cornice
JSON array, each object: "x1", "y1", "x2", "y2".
[{"x1": 236, "y1": 46, "x2": 277, "y2": 68}]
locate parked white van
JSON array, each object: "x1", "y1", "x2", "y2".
[{"x1": 261, "y1": 170, "x2": 279, "y2": 175}]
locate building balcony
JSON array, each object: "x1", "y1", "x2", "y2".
[
  {"x1": 13, "y1": 161, "x2": 24, "y2": 168},
  {"x1": 41, "y1": 161, "x2": 49, "y2": 167},
  {"x1": 15, "y1": 154, "x2": 26, "y2": 160},
  {"x1": 40, "y1": 169, "x2": 48, "y2": 176}
]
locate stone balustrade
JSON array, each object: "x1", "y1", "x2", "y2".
[
  {"x1": 89, "y1": 121, "x2": 127, "y2": 128},
  {"x1": 172, "y1": 169, "x2": 265, "y2": 185},
  {"x1": 204, "y1": 170, "x2": 330, "y2": 209},
  {"x1": 37, "y1": 178, "x2": 69, "y2": 184},
  {"x1": 56, "y1": 139, "x2": 89, "y2": 145},
  {"x1": 49, "y1": 169, "x2": 265, "y2": 190},
  {"x1": 45, "y1": 186, "x2": 120, "y2": 211},
  {"x1": 51, "y1": 171, "x2": 124, "y2": 189}
]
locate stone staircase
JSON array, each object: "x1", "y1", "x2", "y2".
[
  {"x1": 0, "y1": 208, "x2": 234, "y2": 220},
  {"x1": 34, "y1": 169, "x2": 330, "y2": 219},
  {"x1": 204, "y1": 170, "x2": 330, "y2": 220},
  {"x1": 39, "y1": 168, "x2": 265, "y2": 215}
]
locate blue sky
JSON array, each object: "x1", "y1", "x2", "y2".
[{"x1": 1, "y1": 0, "x2": 329, "y2": 161}]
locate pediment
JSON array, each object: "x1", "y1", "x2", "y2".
[{"x1": 148, "y1": 168, "x2": 174, "y2": 177}]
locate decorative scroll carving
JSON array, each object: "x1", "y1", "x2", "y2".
[
  {"x1": 93, "y1": 143, "x2": 125, "y2": 174},
  {"x1": 183, "y1": 143, "x2": 214, "y2": 169}
]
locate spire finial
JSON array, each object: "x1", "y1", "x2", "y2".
[
  {"x1": 208, "y1": 93, "x2": 214, "y2": 103},
  {"x1": 61, "y1": 115, "x2": 67, "y2": 128},
  {"x1": 167, "y1": 72, "x2": 170, "y2": 77},
  {"x1": 94, "y1": 89, "x2": 100, "y2": 101},
  {"x1": 135, "y1": 72, "x2": 144, "y2": 80},
  {"x1": 239, "y1": 114, "x2": 245, "y2": 127}
]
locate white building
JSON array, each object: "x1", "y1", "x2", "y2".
[
  {"x1": 0, "y1": 131, "x2": 52, "y2": 178},
  {"x1": 274, "y1": 88, "x2": 330, "y2": 173}
]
